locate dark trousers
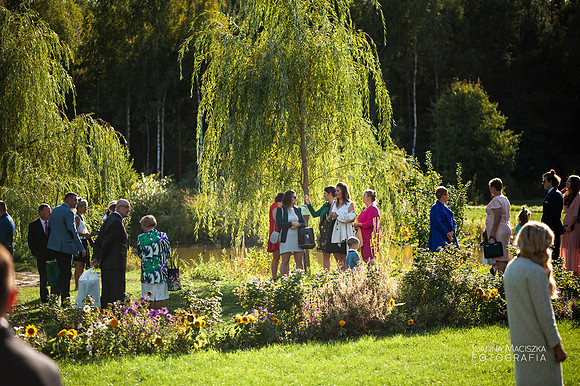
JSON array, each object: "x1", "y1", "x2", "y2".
[
  {"x1": 553, "y1": 234, "x2": 561, "y2": 258},
  {"x1": 51, "y1": 250, "x2": 72, "y2": 303},
  {"x1": 101, "y1": 269, "x2": 126, "y2": 308},
  {"x1": 36, "y1": 258, "x2": 53, "y2": 303}
]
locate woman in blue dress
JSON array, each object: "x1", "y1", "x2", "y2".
[{"x1": 428, "y1": 186, "x2": 458, "y2": 251}]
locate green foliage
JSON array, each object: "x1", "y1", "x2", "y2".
[
  {"x1": 213, "y1": 308, "x2": 285, "y2": 350},
  {"x1": 430, "y1": 81, "x2": 520, "y2": 194},
  {"x1": 398, "y1": 248, "x2": 507, "y2": 327}
]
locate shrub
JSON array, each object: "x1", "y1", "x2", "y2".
[{"x1": 213, "y1": 307, "x2": 284, "y2": 350}]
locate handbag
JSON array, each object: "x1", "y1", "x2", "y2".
[
  {"x1": 167, "y1": 256, "x2": 182, "y2": 291},
  {"x1": 483, "y1": 239, "x2": 504, "y2": 259},
  {"x1": 46, "y1": 260, "x2": 60, "y2": 287},
  {"x1": 270, "y1": 231, "x2": 281, "y2": 244},
  {"x1": 76, "y1": 267, "x2": 101, "y2": 308},
  {"x1": 355, "y1": 228, "x2": 364, "y2": 248},
  {"x1": 298, "y1": 227, "x2": 316, "y2": 249}
]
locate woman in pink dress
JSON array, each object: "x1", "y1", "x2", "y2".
[
  {"x1": 354, "y1": 190, "x2": 380, "y2": 263},
  {"x1": 267, "y1": 193, "x2": 284, "y2": 280},
  {"x1": 561, "y1": 175, "x2": 580, "y2": 276}
]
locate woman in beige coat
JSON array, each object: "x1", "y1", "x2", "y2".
[{"x1": 504, "y1": 222, "x2": 567, "y2": 385}]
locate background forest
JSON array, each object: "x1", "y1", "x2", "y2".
[{"x1": 1, "y1": 0, "x2": 579, "y2": 261}]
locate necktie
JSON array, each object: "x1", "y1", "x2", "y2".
[{"x1": 44, "y1": 221, "x2": 48, "y2": 236}]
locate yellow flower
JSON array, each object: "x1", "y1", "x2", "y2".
[
  {"x1": 339, "y1": 320, "x2": 346, "y2": 326},
  {"x1": 193, "y1": 319, "x2": 202, "y2": 328},
  {"x1": 153, "y1": 336, "x2": 163, "y2": 347},
  {"x1": 272, "y1": 317, "x2": 280, "y2": 325},
  {"x1": 490, "y1": 289, "x2": 498, "y2": 298},
  {"x1": 67, "y1": 329, "x2": 78, "y2": 339},
  {"x1": 476, "y1": 289, "x2": 483, "y2": 298},
  {"x1": 58, "y1": 329, "x2": 68, "y2": 337},
  {"x1": 389, "y1": 298, "x2": 395, "y2": 308},
  {"x1": 481, "y1": 294, "x2": 489, "y2": 301},
  {"x1": 187, "y1": 314, "x2": 195, "y2": 324},
  {"x1": 25, "y1": 325, "x2": 37, "y2": 338},
  {"x1": 241, "y1": 316, "x2": 249, "y2": 324},
  {"x1": 109, "y1": 318, "x2": 119, "y2": 328},
  {"x1": 408, "y1": 319, "x2": 414, "y2": 326},
  {"x1": 248, "y1": 316, "x2": 255, "y2": 323},
  {"x1": 402, "y1": 328, "x2": 406, "y2": 333},
  {"x1": 235, "y1": 316, "x2": 242, "y2": 325},
  {"x1": 200, "y1": 320, "x2": 207, "y2": 328}
]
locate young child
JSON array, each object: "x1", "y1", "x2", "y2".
[
  {"x1": 345, "y1": 236, "x2": 362, "y2": 270},
  {"x1": 514, "y1": 206, "x2": 531, "y2": 236}
]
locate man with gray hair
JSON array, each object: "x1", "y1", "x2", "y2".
[
  {"x1": 93, "y1": 199, "x2": 129, "y2": 307},
  {"x1": 47, "y1": 192, "x2": 86, "y2": 304},
  {"x1": 0, "y1": 244, "x2": 62, "y2": 385}
]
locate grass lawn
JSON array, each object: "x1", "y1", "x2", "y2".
[{"x1": 56, "y1": 321, "x2": 579, "y2": 385}]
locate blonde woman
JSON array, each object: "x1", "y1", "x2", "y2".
[{"x1": 504, "y1": 222, "x2": 567, "y2": 385}]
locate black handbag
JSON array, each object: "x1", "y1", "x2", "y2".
[
  {"x1": 167, "y1": 257, "x2": 182, "y2": 291},
  {"x1": 298, "y1": 227, "x2": 316, "y2": 249},
  {"x1": 483, "y1": 239, "x2": 504, "y2": 259}
]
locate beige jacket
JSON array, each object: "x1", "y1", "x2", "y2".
[{"x1": 330, "y1": 200, "x2": 356, "y2": 244}]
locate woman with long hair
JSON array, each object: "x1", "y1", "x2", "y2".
[
  {"x1": 267, "y1": 192, "x2": 284, "y2": 280},
  {"x1": 275, "y1": 190, "x2": 306, "y2": 276},
  {"x1": 304, "y1": 186, "x2": 336, "y2": 271},
  {"x1": 561, "y1": 175, "x2": 580, "y2": 275},
  {"x1": 504, "y1": 222, "x2": 567, "y2": 385},
  {"x1": 326, "y1": 182, "x2": 356, "y2": 271}
]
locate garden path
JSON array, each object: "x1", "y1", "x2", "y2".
[{"x1": 15, "y1": 271, "x2": 39, "y2": 287}]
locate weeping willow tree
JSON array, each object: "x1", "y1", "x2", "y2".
[
  {"x1": 180, "y1": 0, "x2": 415, "y2": 241},
  {"x1": 0, "y1": 6, "x2": 136, "y2": 260}
]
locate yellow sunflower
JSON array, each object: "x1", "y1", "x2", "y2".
[
  {"x1": 187, "y1": 314, "x2": 195, "y2": 323},
  {"x1": 235, "y1": 316, "x2": 242, "y2": 325},
  {"x1": 490, "y1": 289, "x2": 498, "y2": 298},
  {"x1": 408, "y1": 319, "x2": 414, "y2": 326},
  {"x1": 388, "y1": 298, "x2": 395, "y2": 308},
  {"x1": 481, "y1": 294, "x2": 489, "y2": 301},
  {"x1": 153, "y1": 336, "x2": 163, "y2": 347},
  {"x1": 339, "y1": 320, "x2": 346, "y2": 326},
  {"x1": 272, "y1": 317, "x2": 280, "y2": 325},
  {"x1": 193, "y1": 319, "x2": 202, "y2": 328},
  {"x1": 58, "y1": 329, "x2": 68, "y2": 337},
  {"x1": 476, "y1": 289, "x2": 483, "y2": 298},
  {"x1": 200, "y1": 320, "x2": 207, "y2": 328},
  {"x1": 241, "y1": 316, "x2": 249, "y2": 324},
  {"x1": 109, "y1": 318, "x2": 120, "y2": 328},
  {"x1": 25, "y1": 325, "x2": 37, "y2": 338},
  {"x1": 67, "y1": 329, "x2": 78, "y2": 339}
]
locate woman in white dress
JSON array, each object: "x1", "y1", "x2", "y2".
[
  {"x1": 327, "y1": 182, "x2": 356, "y2": 271},
  {"x1": 485, "y1": 178, "x2": 511, "y2": 274},
  {"x1": 504, "y1": 221, "x2": 567, "y2": 385},
  {"x1": 275, "y1": 190, "x2": 306, "y2": 277}
]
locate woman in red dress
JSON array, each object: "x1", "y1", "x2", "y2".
[
  {"x1": 268, "y1": 193, "x2": 284, "y2": 280},
  {"x1": 354, "y1": 190, "x2": 380, "y2": 264}
]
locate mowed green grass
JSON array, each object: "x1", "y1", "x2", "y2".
[{"x1": 57, "y1": 321, "x2": 579, "y2": 385}]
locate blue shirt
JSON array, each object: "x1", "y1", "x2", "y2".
[
  {"x1": 0, "y1": 212, "x2": 15, "y2": 254},
  {"x1": 428, "y1": 200, "x2": 458, "y2": 251},
  {"x1": 346, "y1": 249, "x2": 361, "y2": 269}
]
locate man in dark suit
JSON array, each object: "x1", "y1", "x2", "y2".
[
  {"x1": 541, "y1": 170, "x2": 564, "y2": 257},
  {"x1": 0, "y1": 244, "x2": 62, "y2": 385},
  {"x1": 47, "y1": 192, "x2": 86, "y2": 304},
  {"x1": 93, "y1": 199, "x2": 129, "y2": 308},
  {"x1": 0, "y1": 200, "x2": 15, "y2": 255},
  {"x1": 27, "y1": 204, "x2": 53, "y2": 303}
]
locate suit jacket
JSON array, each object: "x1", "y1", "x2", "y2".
[
  {"x1": 541, "y1": 188, "x2": 564, "y2": 236},
  {"x1": 0, "y1": 318, "x2": 61, "y2": 386},
  {"x1": 94, "y1": 212, "x2": 127, "y2": 270},
  {"x1": 275, "y1": 206, "x2": 306, "y2": 243},
  {"x1": 28, "y1": 219, "x2": 50, "y2": 261},
  {"x1": 0, "y1": 212, "x2": 15, "y2": 254},
  {"x1": 47, "y1": 203, "x2": 84, "y2": 255}
]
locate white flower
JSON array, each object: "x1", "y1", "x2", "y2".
[
  {"x1": 94, "y1": 321, "x2": 105, "y2": 330},
  {"x1": 83, "y1": 305, "x2": 91, "y2": 313}
]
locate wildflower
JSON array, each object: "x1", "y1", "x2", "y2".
[
  {"x1": 86, "y1": 344, "x2": 93, "y2": 352},
  {"x1": 241, "y1": 316, "x2": 249, "y2": 324},
  {"x1": 235, "y1": 316, "x2": 242, "y2": 325},
  {"x1": 149, "y1": 309, "x2": 159, "y2": 317},
  {"x1": 94, "y1": 321, "x2": 104, "y2": 330},
  {"x1": 166, "y1": 314, "x2": 173, "y2": 321},
  {"x1": 476, "y1": 289, "x2": 483, "y2": 298},
  {"x1": 109, "y1": 318, "x2": 120, "y2": 328},
  {"x1": 83, "y1": 305, "x2": 91, "y2": 313},
  {"x1": 490, "y1": 289, "x2": 498, "y2": 298},
  {"x1": 159, "y1": 307, "x2": 169, "y2": 315},
  {"x1": 58, "y1": 329, "x2": 68, "y2": 337},
  {"x1": 316, "y1": 322, "x2": 321, "y2": 327},
  {"x1": 408, "y1": 319, "x2": 414, "y2": 326},
  {"x1": 389, "y1": 298, "x2": 395, "y2": 308},
  {"x1": 153, "y1": 336, "x2": 163, "y2": 347},
  {"x1": 248, "y1": 316, "x2": 255, "y2": 323},
  {"x1": 67, "y1": 329, "x2": 78, "y2": 339},
  {"x1": 339, "y1": 320, "x2": 346, "y2": 326},
  {"x1": 481, "y1": 294, "x2": 489, "y2": 301},
  {"x1": 25, "y1": 325, "x2": 37, "y2": 338},
  {"x1": 200, "y1": 319, "x2": 206, "y2": 328},
  {"x1": 193, "y1": 319, "x2": 202, "y2": 328},
  {"x1": 272, "y1": 317, "x2": 280, "y2": 325},
  {"x1": 187, "y1": 314, "x2": 195, "y2": 323}
]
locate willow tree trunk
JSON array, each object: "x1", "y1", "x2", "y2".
[
  {"x1": 298, "y1": 81, "x2": 310, "y2": 272},
  {"x1": 412, "y1": 47, "x2": 418, "y2": 158}
]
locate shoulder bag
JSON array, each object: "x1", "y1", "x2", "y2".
[{"x1": 298, "y1": 227, "x2": 316, "y2": 249}]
